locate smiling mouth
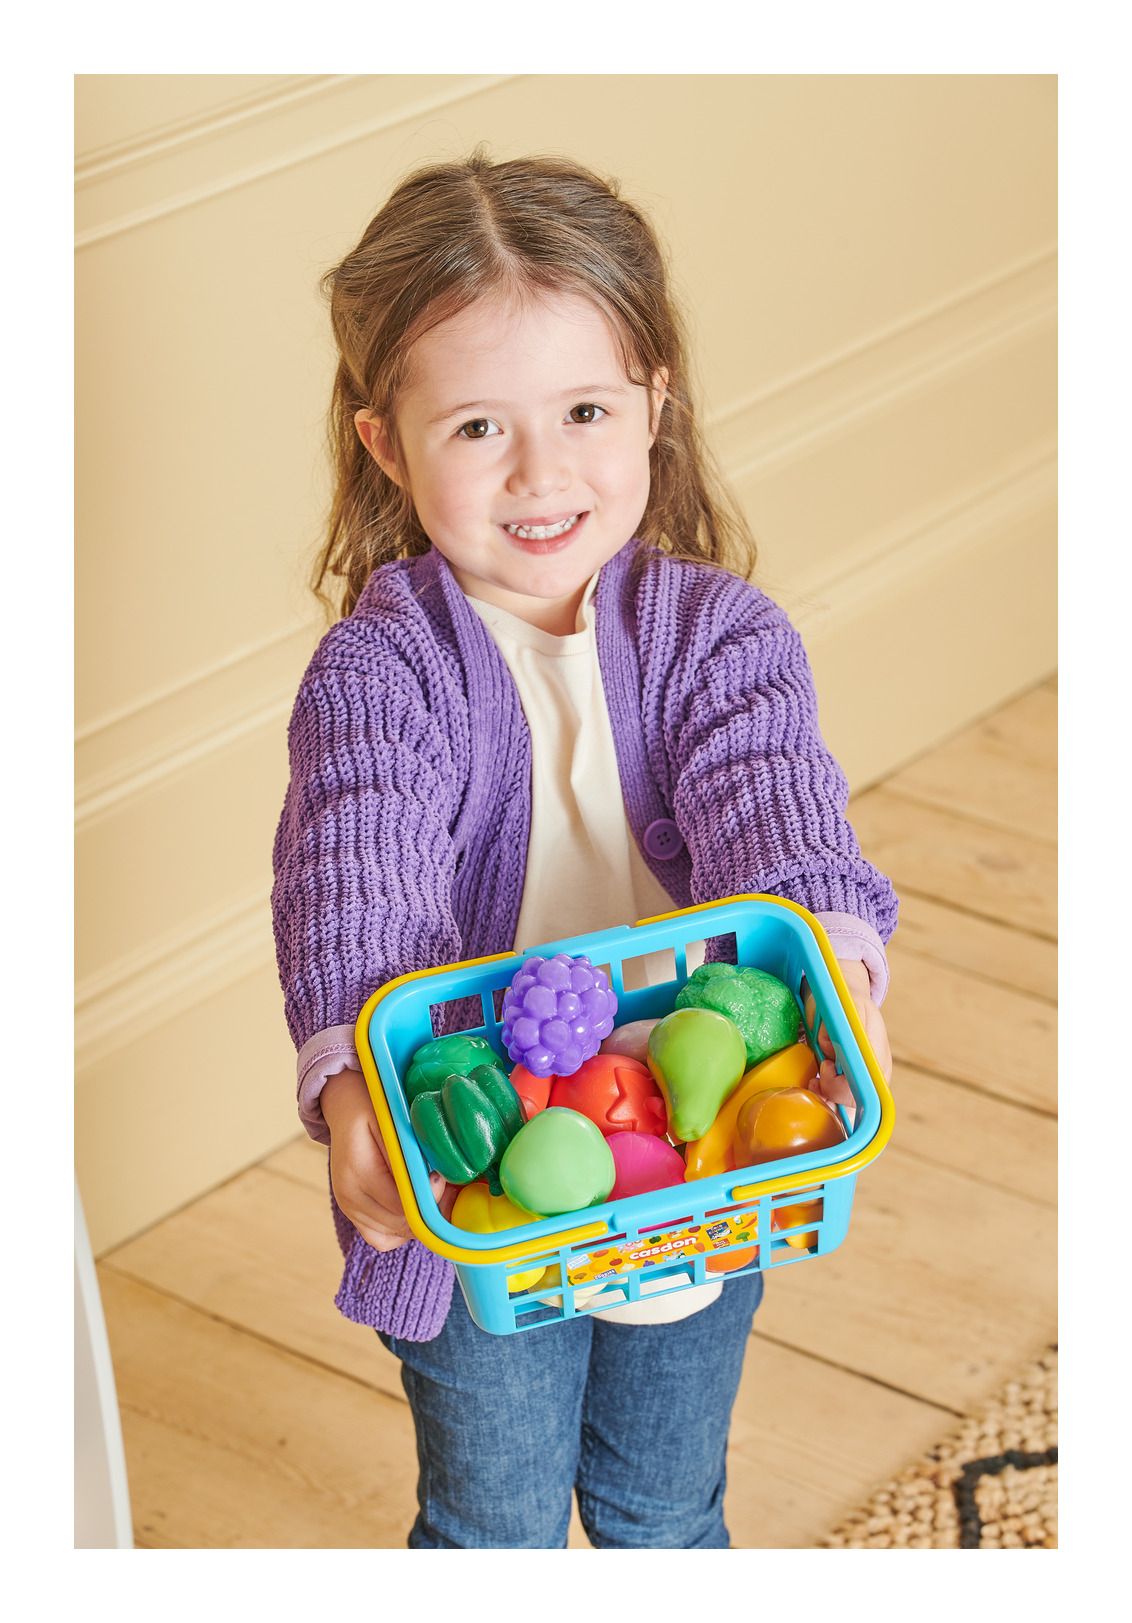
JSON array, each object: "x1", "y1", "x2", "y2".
[{"x1": 502, "y1": 512, "x2": 585, "y2": 541}]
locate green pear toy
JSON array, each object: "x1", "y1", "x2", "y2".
[{"x1": 647, "y1": 1008, "x2": 748, "y2": 1142}]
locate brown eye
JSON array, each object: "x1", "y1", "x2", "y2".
[
  {"x1": 457, "y1": 417, "x2": 499, "y2": 439},
  {"x1": 568, "y1": 403, "x2": 605, "y2": 424}
]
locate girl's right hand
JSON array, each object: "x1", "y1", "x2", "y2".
[{"x1": 321, "y1": 1068, "x2": 455, "y2": 1251}]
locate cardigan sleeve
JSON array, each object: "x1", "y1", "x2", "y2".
[
  {"x1": 270, "y1": 633, "x2": 461, "y2": 1340},
  {"x1": 271, "y1": 643, "x2": 464, "y2": 1058},
  {"x1": 670, "y1": 596, "x2": 898, "y2": 943}
]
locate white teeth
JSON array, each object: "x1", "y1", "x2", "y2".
[{"x1": 504, "y1": 513, "x2": 581, "y2": 540}]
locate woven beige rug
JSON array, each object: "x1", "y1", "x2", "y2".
[{"x1": 822, "y1": 1346, "x2": 1057, "y2": 1548}]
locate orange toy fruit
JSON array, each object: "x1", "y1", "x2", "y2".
[
  {"x1": 734, "y1": 1086, "x2": 847, "y2": 1166},
  {"x1": 706, "y1": 1222, "x2": 760, "y2": 1275},
  {"x1": 771, "y1": 1195, "x2": 823, "y2": 1251},
  {"x1": 683, "y1": 1042, "x2": 819, "y2": 1181},
  {"x1": 731, "y1": 1086, "x2": 846, "y2": 1256}
]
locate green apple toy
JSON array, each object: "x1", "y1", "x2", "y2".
[{"x1": 499, "y1": 1108, "x2": 615, "y2": 1216}]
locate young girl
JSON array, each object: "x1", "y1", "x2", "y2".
[{"x1": 272, "y1": 148, "x2": 897, "y2": 1550}]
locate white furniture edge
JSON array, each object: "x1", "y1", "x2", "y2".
[{"x1": 75, "y1": 1178, "x2": 133, "y2": 1548}]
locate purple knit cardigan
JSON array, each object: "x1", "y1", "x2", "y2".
[{"x1": 271, "y1": 538, "x2": 898, "y2": 1338}]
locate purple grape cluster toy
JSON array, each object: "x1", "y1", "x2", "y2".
[{"x1": 500, "y1": 953, "x2": 618, "y2": 1078}]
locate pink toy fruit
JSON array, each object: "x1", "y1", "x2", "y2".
[
  {"x1": 606, "y1": 1132, "x2": 687, "y2": 1201},
  {"x1": 500, "y1": 953, "x2": 618, "y2": 1078},
  {"x1": 599, "y1": 1017, "x2": 661, "y2": 1066}
]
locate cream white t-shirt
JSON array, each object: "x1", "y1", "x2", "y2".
[{"x1": 465, "y1": 572, "x2": 721, "y2": 1325}]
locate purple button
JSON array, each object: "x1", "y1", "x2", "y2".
[{"x1": 643, "y1": 818, "x2": 684, "y2": 861}]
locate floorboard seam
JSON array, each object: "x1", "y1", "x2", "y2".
[
  {"x1": 259, "y1": 1160, "x2": 328, "y2": 1192},
  {"x1": 875, "y1": 784, "x2": 1057, "y2": 844},
  {"x1": 872, "y1": 883, "x2": 1057, "y2": 944},
  {"x1": 888, "y1": 943, "x2": 1057, "y2": 1003},
  {"x1": 748, "y1": 1330, "x2": 965, "y2": 1418},
  {"x1": 881, "y1": 1143, "x2": 1055, "y2": 1208},
  {"x1": 888, "y1": 1060, "x2": 1057, "y2": 1119},
  {"x1": 97, "y1": 1157, "x2": 294, "y2": 1262},
  {"x1": 100, "y1": 1262, "x2": 411, "y2": 1408},
  {"x1": 876, "y1": 786, "x2": 1055, "y2": 845}
]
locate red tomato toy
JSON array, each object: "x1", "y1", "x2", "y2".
[
  {"x1": 547, "y1": 1053, "x2": 668, "y2": 1137},
  {"x1": 508, "y1": 1064, "x2": 553, "y2": 1121}
]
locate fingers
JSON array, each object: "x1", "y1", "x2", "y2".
[
  {"x1": 333, "y1": 1180, "x2": 411, "y2": 1251},
  {"x1": 346, "y1": 1199, "x2": 412, "y2": 1250},
  {"x1": 855, "y1": 997, "x2": 893, "y2": 1083},
  {"x1": 332, "y1": 1168, "x2": 412, "y2": 1247},
  {"x1": 802, "y1": 989, "x2": 834, "y2": 1056},
  {"x1": 351, "y1": 1219, "x2": 410, "y2": 1253},
  {"x1": 331, "y1": 1119, "x2": 458, "y2": 1252},
  {"x1": 338, "y1": 1165, "x2": 458, "y2": 1252},
  {"x1": 815, "y1": 1057, "x2": 855, "y2": 1107},
  {"x1": 807, "y1": 1016, "x2": 836, "y2": 1061},
  {"x1": 867, "y1": 1008, "x2": 894, "y2": 1083},
  {"x1": 349, "y1": 1173, "x2": 457, "y2": 1249}
]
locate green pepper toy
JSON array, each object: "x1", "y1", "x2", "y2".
[
  {"x1": 404, "y1": 1033, "x2": 503, "y2": 1104},
  {"x1": 674, "y1": 962, "x2": 801, "y2": 1069},
  {"x1": 409, "y1": 1063, "x2": 525, "y2": 1194}
]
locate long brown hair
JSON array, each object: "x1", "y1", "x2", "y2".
[{"x1": 314, "y1": 145, "x2": 757, "y2": 618}]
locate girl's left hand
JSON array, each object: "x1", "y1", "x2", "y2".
[{"x1": 802, "y1": 957, "x2": 893, "y2": 1107}]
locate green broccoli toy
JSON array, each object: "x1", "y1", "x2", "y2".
[
  {"x1": 404, "y1": 1033, "x2": 502, "y2": 1104},
  {"x1": 674, "y1": 962, "x2": 800, "y2": 1069}
]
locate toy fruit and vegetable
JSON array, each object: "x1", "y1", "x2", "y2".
[
  {"x1": 507, "y1": 1064, "x2": 552, "y2": 1121},
  {"x1": 674, "y1": 962, "x2": 801, "y2": 1069},
  {"x1": 500, "y1": 954, "x2": 618, "y2": 1077},
  {"x1": 409, "y1": 1064, "x2": 525, "y2": 1194},
  {"x1": 705, "y1": 1218, "x2": 761, "y2": 1276},
  {"x1": 405, "y1": 1033, "x2": 503, "y2": 1102},
  {"x1": 526, "y1": 1264, "x2": 606, "y2": 1313},
  {"x1": 499, "y1": 1108, "x2": 616, "y2": 1216},
  {"x1": 735, "y1": 1086, "x2": 849, "y2": 1251},
  {"x1": 734, "y1": 1086, "x2": 847, "y2": 1166},
  {"x1": 771, "y1": 1194, "x2": 825, "y2": 1251},
  {"x1": 600, "y1": 1017, "x2": 661, "y2": 1065},
  {"x1": 547, "y1": 1053, "x2": 668, "y2": 1137},
  {"x1": 450, "y1": 1182, "x2": 546, "y2": 1292},
  {"x1": 406, "y1": 947, "x2": 848, "y2": 1282},
  {"x1": 606, "y1": 1132, "x2": 687, "y2": 1201},
  {"x1": 646, "y1": 1007, "x2": 747, "y2": 1141},
  {"x1": 682, "y1": 1050, "x2": 832, "y2": 1275},
  {"x1": 683, "y1": 1042, "x2": 819, "y2": 1180}
]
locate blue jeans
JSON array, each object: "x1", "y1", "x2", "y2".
[{"x1": 378, "y1": 1269, "x2": 764, "y2": 1549}]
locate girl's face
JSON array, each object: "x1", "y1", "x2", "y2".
[{"x1": 356, "y1": 290, "x2": 668, "y2": 634}]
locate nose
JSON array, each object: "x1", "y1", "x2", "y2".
[{"x1": 504, "y1": 429, "x2": 570, "y2": 500}]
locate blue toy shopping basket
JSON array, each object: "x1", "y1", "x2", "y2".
[{"x1": 355, "y1": 895, "x2": 894, "y2": 1335}]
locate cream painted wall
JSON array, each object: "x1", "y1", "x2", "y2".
[{"x1": 75, "y1": 74, "x2": 1056, "y2": 1251}]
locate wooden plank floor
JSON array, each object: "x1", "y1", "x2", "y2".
[{"x1": 97, "y1": 675, "x2": 1057, "y2": 1549}]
